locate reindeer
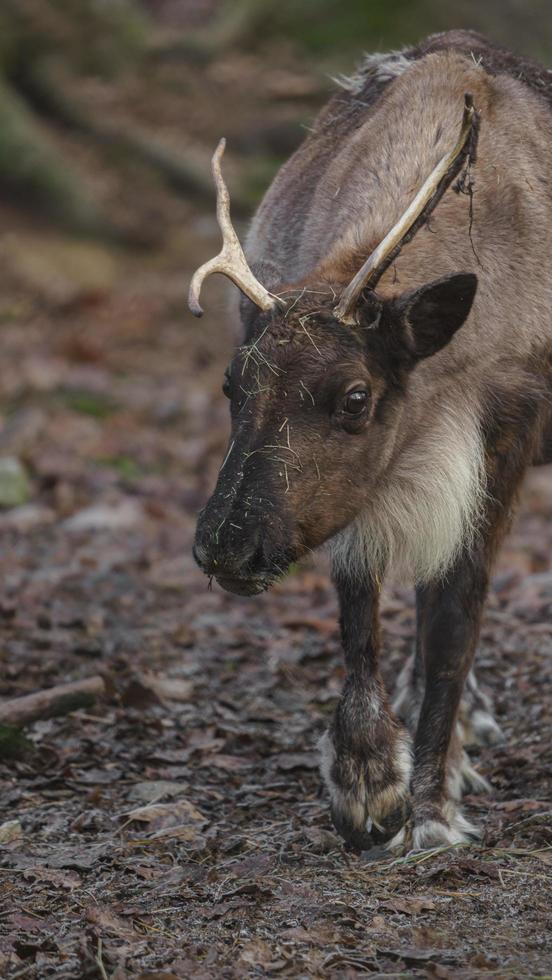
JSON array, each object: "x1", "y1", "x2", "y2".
[{"x1": 188, "y1": 31, "x2": 552, "y2": 851}]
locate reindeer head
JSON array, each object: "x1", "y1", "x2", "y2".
[{"x1": 190, "y1": 99, "x2": 478, "y2": 596}]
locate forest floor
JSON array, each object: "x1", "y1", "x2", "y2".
[{"x1": 0, "y1": 35, "x2": 551, "y2": 980}]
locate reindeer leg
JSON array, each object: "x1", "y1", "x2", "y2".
[
  {"x1": 393, "y1": 490, "x2": 516, "y2": 851},
  {"x1": 393, "y1": 604, "x2": 504, "y2": 748},
  {"x1": 392, "y1": 613, "x2": 425, "y2": 737},
  {"x1": 457, "y1": 668, "x2": 505, "y2": 748},
  {"x1": 393, "y1": 619, "x2": 503, "y2": 753},
  {"x1": 319, "y1": 571, "x2": 411, "y2": 850},
  {"x1": 393, "y1": 594, "x2": 499, "y2": 803},
  {"x1": 390, "y1": 401, "x2": 540, "y2": 851},
  {"x1": 392, "y1": 550, "x2": 493, "y2": 850}
]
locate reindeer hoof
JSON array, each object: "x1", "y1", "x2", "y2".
[
  {"x1": 459, "y1": 707, "x2": 505, "y2": 748},
  {"x1": 389, "y1": 803, "x2": 481, "y2": 853},
  {"x1": 318, "y1": 728, "x2": 412, "y2": 851},
  {"x1": 331, "y1": 797, "x2": 407, "y2": 852}
]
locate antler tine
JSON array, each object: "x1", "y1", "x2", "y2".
[
  {"x1": 334, "y1": 94, "x2": 477, "y2": 325},
  {"x1": 188, "y1": 138, "x2": 276, "y2": 317}
]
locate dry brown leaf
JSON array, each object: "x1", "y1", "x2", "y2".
[
  {"x1": 380, "y1": 896, "x2": 436, "y2": 915},
  {"x1": 238, "y1": 939, "x2": 274, "y2": 967},
  {"x1": 273, "y1": 751, "x2": 318, "y2": 771},
  {"x1": 136, "y1": 974, "x2": 181, "y2": 980},
  {"x1": 148, "y1": 824, "x2": 203, "y2": 842},
  {"x1": 199, "y1": 753, "x2": 250, "y2": 771},
  {"x1": 138, "y1": 672, "x2": 194, "y2": 703},
  {"x1": 86, "y1": 904, "x2": 137, "y2": 940},
  {"x1": 125, "y1": 799, "x2": 207, "y2": 832},
  {"x1": 22, "y1": 866, "x2": 81, "y2": 891},
  {"x1": 494, "y1": 799, "x2": 549, "y2": 811},
  {"x1": 0, "y1": 819, "x2": 22, "y2": 843},
  {"x1": 281, "y1": 615, "x2": 337, "y2": 634}
]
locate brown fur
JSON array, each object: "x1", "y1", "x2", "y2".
[{"x1": 194, "y1": 32, "x2": 552, "y2": 850}]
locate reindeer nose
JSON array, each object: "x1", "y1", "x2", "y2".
[{"x1": 193, "y1": 522, "x2": 265, "y2": 577}]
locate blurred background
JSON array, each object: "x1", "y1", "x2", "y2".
[{"x1": 0, "y1": 0, "x2": 550, "y2": 531}]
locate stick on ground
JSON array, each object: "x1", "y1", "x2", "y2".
[{"x1": 0, "y1": 676, "x2": 106, "y2": 726}]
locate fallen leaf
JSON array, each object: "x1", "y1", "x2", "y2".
[
  {"x1": 147, "y1": 825, "x2": 204, "y2": 842},
  {"x1": 120, "y1": 678, "x2": 161, "y2": 709},
  {"x1": 127, "y1": 781, "x2": 187, "y2": 804},
  {"x1": 22, "y1": 867, "x2": 81, "y2": 890},
  {"x1": 273, "y1": 751, "x2": 318, "y2": 771},
  {"x1": 220, "y1": 879, "x2": 274, "y2": 900},
  {"x1": 281, "y1": 615, "x2": 337, "y2": 634},
  {"x1": 139, "y1": 673, "x2": 194, "y2": 703},
  {"x1": 9, "y1": 913, "x2": 45, "y2": 932},
  {"x1": 454, "y1": 858, "x2": 500, "y2": 881},
  {"x1": 494, "y1": 799, "x2": 549, "y2": 812},
  {"x1": 86, "y1": 905, "x2": 138, "y2": 940},
  {"x1": 380, "y1": 896, "x2": 436, "y2": 915},
  {"x1": 125, "y1": 799, "x2": 207, "y2": 833},
  {"x1": 0, "y1": 819, "x2": 22, "y2": 843},
  {"x1": 379, "y1": 946, "x2": 451, "y2": 963},
  {"x1": 239, "y1": 939, "x2": 274, "y2": 967},
  {"x1": 136, "y1": 974, "x2": 181, "y2": 980},
  {"x1": 45, "y1": 842, "x2": 112, "y2": 870},
  {"x1": 304, "y1": 827, "x2": 341, "y2": 853},
  {"x1": 199, "y1": 754, "x2": 250, "y2": 772}
]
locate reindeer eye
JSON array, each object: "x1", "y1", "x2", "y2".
[
  {"x1": 222, "y1": 370, "x2": 232, "y2": 398},
  {"x1": 342, "y1": 388, "x2": 368, "y2": 416}
]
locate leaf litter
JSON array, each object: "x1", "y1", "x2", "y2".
[{"x1": 0, "y1": 28, "x2": 550, "y2": 980}]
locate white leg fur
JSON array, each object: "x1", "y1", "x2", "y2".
[
  {"x1": 391, "y1": 654, "x2": 420, "y2": 723},
  {"x1": 448, "y1": 738, "x2": 491, "y2": 800},
  {"x1": 318, "y1": 728, "x2": 412, "y2": 837},
  {"x1": 458, "y1": 669, "x2": 505, "y2": 747},
  {"x1": 393, "y1": 658, "x2": 498, "y2": 801},
  {"x1": 458, "y1": 706, "x2": 505, "y2": 748},
  {"x1": 389, "y1": 801, "x2": 481, "y2": 853}
]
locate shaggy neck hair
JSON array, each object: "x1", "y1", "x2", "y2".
[{"x1": 329, "y1": 397, "x2": 486, "y2": 584}]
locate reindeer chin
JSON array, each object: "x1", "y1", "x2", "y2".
[{"x1": 215, "y1": 576, "x2": 271, "y2": 597}]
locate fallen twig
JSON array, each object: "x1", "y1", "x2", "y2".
[{"x1": 0, "y1": 676, "x2": 106, "y2": 726}]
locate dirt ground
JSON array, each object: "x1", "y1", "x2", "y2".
[{"x1": 0, "y1": 35, "x2": 551, "y2": 980}]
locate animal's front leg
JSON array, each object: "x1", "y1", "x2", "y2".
[
  {"x1": 319, "y1": 571, "x2": 411, "y2": 850},
  {"x1": 398, "y1": 550, "x2": 491, "y2": 850}
]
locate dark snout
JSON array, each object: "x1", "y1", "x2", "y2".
[{"x1": 194, "y1": 503, "x2": 295, "y2": 596}]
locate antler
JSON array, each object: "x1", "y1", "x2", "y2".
[
  {"x1": 334, "y1": 94, "x2": 478, "y2": 324},
  {"x1": 188, "y1": 139, "x2": 276, "y2": 317}
]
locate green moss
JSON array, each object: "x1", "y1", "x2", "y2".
[
  {"x1": 0, "y1": 457, "x2": 30, "y2": 507},
  {"x1": 62, "y1": 390, "x2": 118, "y2": 418},
  {"x1": 0, "y1": 723, "x2": 33, "y2": 759},
  {"x1": 95, "y1": 455, "x2": 143, "y2": 480}
]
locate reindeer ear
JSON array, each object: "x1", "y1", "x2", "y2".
[{"x1": 392, "y1": 273, "x2": 477, "y2": 360}]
